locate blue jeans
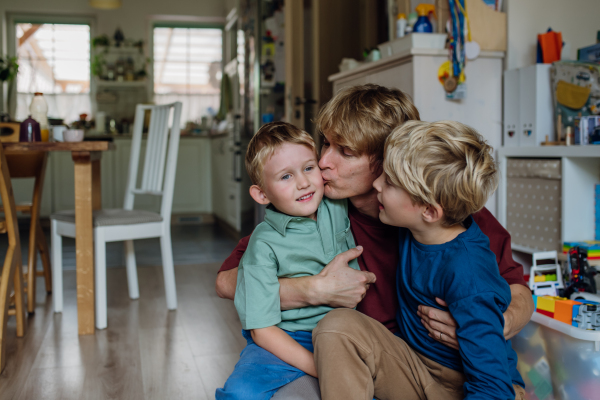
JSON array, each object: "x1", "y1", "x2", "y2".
[{"x1": 216, "y1": 329, "x2": 314, "y2": 400}]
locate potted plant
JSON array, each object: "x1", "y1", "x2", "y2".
[{"x1": 0, "y1": 56, "x2": 19, "y2": 118}]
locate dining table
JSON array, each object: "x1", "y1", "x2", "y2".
[{"x1": 2, "y1": 141, "x2": 115, "y2": 335}]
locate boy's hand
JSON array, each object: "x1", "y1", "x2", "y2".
[
  {"x1": 418, "y1": 298, "x2": 459, "y2": 350},
  {"x1": 314, "y1": 246, "x2": 376, "y2": 309}
]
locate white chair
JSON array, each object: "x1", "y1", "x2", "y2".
[{"x1": 51, "y1": 102, "x2": 183, "y2": 329}]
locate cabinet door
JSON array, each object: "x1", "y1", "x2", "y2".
[
  {"x1": 114, "y1": 138, "x2": 161, "y2": 212},
  {"x1": 172, "y1": 138, "x2": 212, "y2": 213},
  {"x1": 50, "y1": 150, "x2": 115, "y2": 213},
  {"x1": 8, "y1": 170, "x2": 53, "y2": 217}
]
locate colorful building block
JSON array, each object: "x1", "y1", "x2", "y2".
[
  {"x1": 537, "y1": 309, "x2": 554, "y2": 318},
  {"x1": 554, "y1": 300, "x2": 582, "y2": 325}
]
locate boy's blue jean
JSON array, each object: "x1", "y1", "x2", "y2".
[{"x1": 215, "y1": 329, "x2": 314, "y2": 400}]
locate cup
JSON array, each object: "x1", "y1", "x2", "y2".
[
  {"x1": 52, "y1": 125, "x2": 67, "y2": 141},
  {"x1": 63, "y1": 129, "x2": 85, "y2": 142}
]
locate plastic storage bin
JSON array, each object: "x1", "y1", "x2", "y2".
[{"x1": 512, "y1": 312, "x2": 600, "y2": 400}]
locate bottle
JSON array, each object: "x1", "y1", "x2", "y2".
[
  {"x1": 29, "y1": 92, "x2": 49, "y2": 142},
  {"x1": 396, "y1": 13, "x2": 407, "y2": 39},
  {"x1": 414, "y1": 4, "x2": 435, "y2": 33}
]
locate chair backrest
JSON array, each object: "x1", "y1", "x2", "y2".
[{"x1": 123, "y1": 102, "x2": 182, "y2": 221}]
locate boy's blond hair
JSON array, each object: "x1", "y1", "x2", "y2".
[
  {"x1": 245, "y1": 121, "x2": 316, "y2": 187},
  {"x1": 383, "y1": 120, "x2": 498, "y2": 226},
  {"x1": 315, "y1": 84, "x2": 420, "y2": 171}
]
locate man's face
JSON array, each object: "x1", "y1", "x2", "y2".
[{"x1": 318, "y1": 131, "x2": 379, "y2": 200}]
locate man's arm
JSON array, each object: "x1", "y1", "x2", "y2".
[{"x1": 216, "y1": 245, "x2": 376, "y2": 309}]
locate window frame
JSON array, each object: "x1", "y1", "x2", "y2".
[
  {"x1": 6, "y1": 12, "x2": 96, "y2": 117},
  {"x1": 148, "y1": 16, "x2": 225, "y2": 98}
]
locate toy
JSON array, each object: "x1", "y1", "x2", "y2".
[
  {"x1": 563, "y1": 246, "x2": 597, "y2": 299},
  {"x1": 529, "y1": 251, "x2": 564, "y2": 296},
  {"x1": 572, "y1": 303, "x2": 600, "y2": 330},
  {"x1": 554, "y1": 299, "x2": 582, "y2": 325}
]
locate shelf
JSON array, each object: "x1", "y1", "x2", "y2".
[
  {"x1": 328, "y1": 47, "x2": 505, "y2": 82},
  {"x1": 95, "y1": 80, "x2": 147, "y2": 88},
  {"x1": 498, "y1": 146, "x2": 600, "y2": 158}
]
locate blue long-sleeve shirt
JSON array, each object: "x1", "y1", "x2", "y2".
[{"x1": 395, "y1": 216, "x2": 524, "y2": 400}]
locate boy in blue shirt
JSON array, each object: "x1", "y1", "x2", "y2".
[
  {"x1": 313, "y1": 120, "x2": 525, "y2": 400},
  {"x1": 216, "y1": 122, "x2": 360, "y2": 399}
]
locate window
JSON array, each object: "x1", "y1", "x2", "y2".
[
  {"x1": 153, "y1": 26, "x2": 223, "y2": 124},
  {"x1": 16, "y1": 22, "x2": 91, "y2": 123}
]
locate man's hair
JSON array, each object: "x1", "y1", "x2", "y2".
[
  {"x1": 383, "y1": 120, "x2": 498, "y2": 226},
  {"x1": 315, "y1": 84, "x2": 420, "y2": 171},
  {"x1": 245, "y1": 121, "x2": 316, "y2": 187}
]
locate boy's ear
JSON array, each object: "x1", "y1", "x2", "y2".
[
  {"x1": 422, "y1": 203, "x2": 444, "y2": 224},
  {"x1": 249, "y1": 185, "x2": 270, "y2": 205}
]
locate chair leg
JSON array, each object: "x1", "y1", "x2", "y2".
[
  {"x1": 26, "y1": 217, "x2": 38, "y2": 314},
  {"x1": 36, "y1": 224, "x2": 52, "y2": 294},
  {"x1": 159, "y1": 232, "x2": 177, "y2": 310},
  {"x1": 94, "y1": 230, "x2": 107, "y2": 330},
  {"x1": 124, "y1": 240, "x2": 139, "y2": 300},
  {"x1": 51, "y1": 220, "x2": 63, "y2": 313},
  {"x1": 0, "y1": 254, "x2": 12, "y2": 372}
]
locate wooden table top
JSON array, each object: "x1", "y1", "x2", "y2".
[{"x1": 2, "y1": 141, "x2": 116, "y2": 154}]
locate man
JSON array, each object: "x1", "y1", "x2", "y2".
[{"x1": 216, "y1": 84, "x2": 534, "y2": 395}]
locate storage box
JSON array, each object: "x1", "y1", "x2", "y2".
[
  {"x1": 519, "y1": 64, "x2": 554, "y2": 146},
  {"x1": 506, "y1": 159, "x2": 561, "y2": 251},
  {"x1": 503, "y1": 69, "x2": 520, "y2": 147},
  {"x1": 378, "y1": 33, "x2": 447, "y2": 58},
  {"x1": 512, "y1": 312, "x2": 600, "y2": 400}
]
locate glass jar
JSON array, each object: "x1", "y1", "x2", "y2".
[{"x1": 30, "y1": 92, "x2": 50, "y2": 141}]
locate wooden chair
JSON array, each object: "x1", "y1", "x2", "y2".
[
  {"x1": 51, "y1": 102, "x2": 182, "y2": 329},
  {"x1": 0, "y1": 142, "x2": 27, "y2": 372},
  {"x1": 0, "y1": 127, "x2": 52, "y2": 315}
]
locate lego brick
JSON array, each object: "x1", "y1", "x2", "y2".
[
  {"x1": 537, "y1": 296, "x2": 557, "y2": 312},
  {"x1": 532, "y1": 294, "x2": 538, "y2": 310},
  {"x1": 537, "y1": 309, "x2": 554, "y2": 318},
  {"x1": 554, "y1": 300, "x2": 582, "y2": 325}
]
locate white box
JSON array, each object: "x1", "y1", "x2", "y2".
[
  {"x1": 503, "y1": 69, "x2": 520, "y2": 147},
  {"x1": 378, "y1": 33, "x2": 447, "y2": 58},
  {"x1": 519, "y1": 64, "x2": 554, "y2": 146}
]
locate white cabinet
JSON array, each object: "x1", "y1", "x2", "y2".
[
  {"x1": 27, "y1": 137, "x2": 212, "y2": 217},
  {"x1": 329, "y1": 48, "x2": 505, "y2": 215},
  {"x1": 497, "y1": 146, "x2": 600, "y2": 254}
]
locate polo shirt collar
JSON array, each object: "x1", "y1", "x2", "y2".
[{"x1": 264, "y1": 203, "x2": 320, "y2": 236}]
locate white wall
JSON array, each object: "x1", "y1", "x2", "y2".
[
  {"x1": 0, "y1": 0, "x2": 227, "y2": 54},
  {"x1": 506, "y1": 0, "x2": 600, "y2": 69}
]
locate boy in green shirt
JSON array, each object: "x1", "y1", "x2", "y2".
[{"x1": 216, "y1": 121, "x2": 361, "y2": 400}]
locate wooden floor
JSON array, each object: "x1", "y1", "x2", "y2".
[{"x1": 0, "y1": 259, "x2": 245, "y2": 399}]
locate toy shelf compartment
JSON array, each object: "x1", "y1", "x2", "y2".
[{"x1": 498, "y1": 146, "x2": 600, "y2": 254}]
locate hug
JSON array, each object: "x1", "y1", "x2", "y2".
[{"x1": 215, "y1": 84, "x2": 534, "y2": 400}]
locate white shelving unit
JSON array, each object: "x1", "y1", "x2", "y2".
[{"x1": 497, "y1": 146, "x2": 600, "y2": 254}]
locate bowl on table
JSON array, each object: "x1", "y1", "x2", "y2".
[{"x1": 63, "y1": 129, "x2": 85, "y2": 142}]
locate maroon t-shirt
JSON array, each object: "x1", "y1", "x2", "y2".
[{"x1": 218, "y1": 205, "x2": 527, "y2": 333}]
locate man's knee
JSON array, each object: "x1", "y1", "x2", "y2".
[{"x1": 314, "y1": 309, "x2": 365, "y2": 337}]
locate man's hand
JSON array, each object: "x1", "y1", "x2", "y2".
[
  {"x1": 312, "y1": 246, "x2": 377, "y2": 309},
  {"x1": 418, "y1": 298, "x2": 459, "y2": 350},
  {"x1": 418, "y1": 284, "x2": 535, "y2": 350}
]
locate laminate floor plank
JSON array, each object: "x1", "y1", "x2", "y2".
[{"x1": 194, "y1": 352, "x2": 241, "y2": 399}]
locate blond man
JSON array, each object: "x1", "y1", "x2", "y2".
[
  {"x1": 313, "y1": 121, "x2": 526, "y2": 400},
  {"x1": 216, "y1": 122, "x2": 360, "y2": 399},
  {"x1": 216, "y1": 85, "x2": 533, "y2": 398}
]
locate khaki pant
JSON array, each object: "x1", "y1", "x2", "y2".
[{"x1": 313, "y1": 309, "x2": 525, "y2": 400}]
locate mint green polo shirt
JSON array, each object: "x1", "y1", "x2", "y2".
[{"x1": 234, "y1": 197, "x2": 359, "y2": 332}]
